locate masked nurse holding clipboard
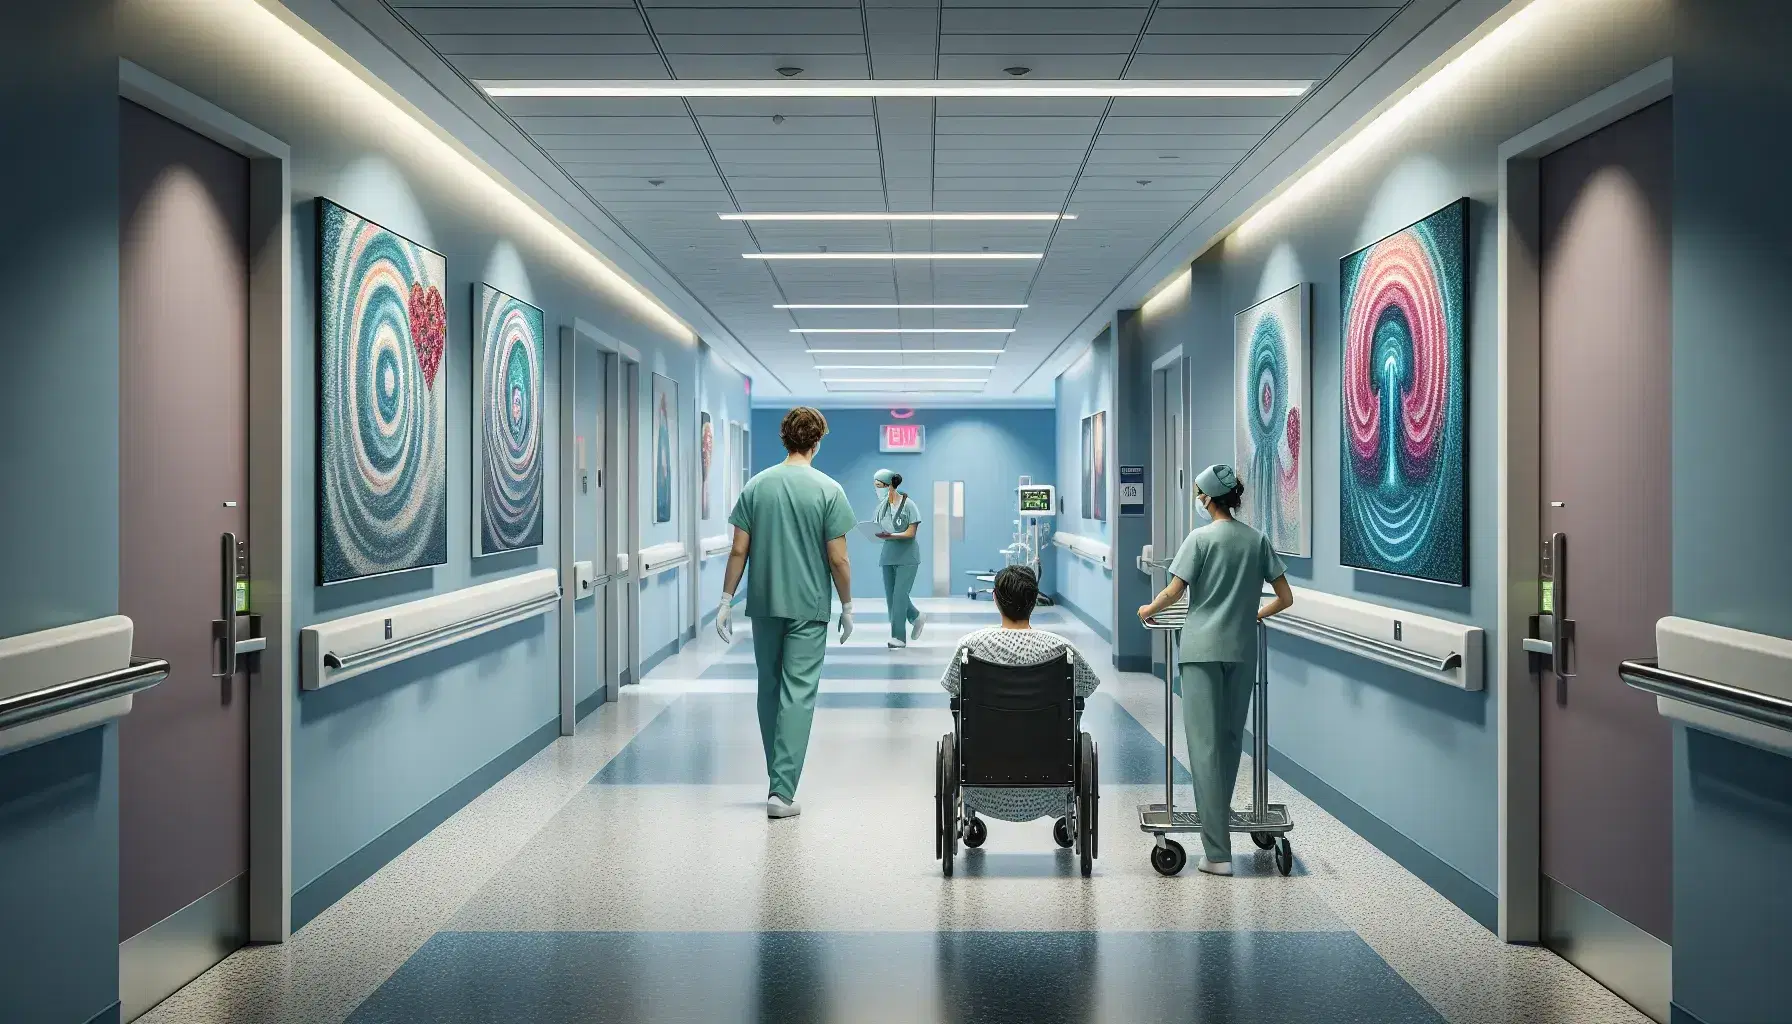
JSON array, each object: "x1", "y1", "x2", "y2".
[{"x1": 870, "y1": 469, "x2": 928, "y2": 648}]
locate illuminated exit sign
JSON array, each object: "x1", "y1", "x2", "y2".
[{"x1": 881, "y1": 423, "x2": 925, "y2": 453}]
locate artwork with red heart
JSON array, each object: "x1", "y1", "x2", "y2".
[{"x1": 410, "y1": 282, "x2": 446, "y2": 390}]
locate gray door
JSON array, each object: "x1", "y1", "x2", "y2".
[
  {"x1": 117, "y1": 100, "x2": 251, "y2": 1017},
  {"x1": 1150, "y1": 360, "x2": 1187, "y2": 676},
  {"x1": 1538, "y1": 99, "x2": 1674, "y2": 1018},
  {"x1": 580, "y1": 350, "x2": 608, "y2": 712},
  {"x1": 623, "y1": 360, "x2": 641, "y2": 686}
]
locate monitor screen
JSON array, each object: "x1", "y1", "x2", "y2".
[{"x1": 1018, "y1": 485, "x2": 1055, "y2": 513}]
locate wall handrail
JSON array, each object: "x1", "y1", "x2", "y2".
[
  {"x1": 1620, "y1": 657, "x2": 1792, "y2": 736},
  {"x1": 1270, "y1": 613, "x2": 1462, "y2": 673},
  {"x1": 322, "y1": 592, "x2": 561, "y2": 672},
  {"x1": 698, "y1": 533, "x2": 732, "y2": 560},
  {"x1": 639, "y1": 540, "x2": 690, "y2": 576},
  {"x1": 1051, "y1": 531, "x2": 1112, "y2": 569},
  {"x1": 0, "y1": 656, "x2": 171, "y2": 733}
]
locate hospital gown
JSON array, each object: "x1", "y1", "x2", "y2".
[{"x1": 940, "y1": 627, "x2": 1102, "y2": 822}]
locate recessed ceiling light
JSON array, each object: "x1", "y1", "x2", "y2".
[
  {"x1": 777, "y1": 303, "x2": 1027, "y2": 310},
  {"x1": 746, "y1": 252, "x2": 1042, "y2": 260},
  {"x1": 722, "y1": 212, "x2": 1072, "y2": 222},
  {"x1": 792, "y1": 328, "x2": 1014, "y2": 334},
  {"x1": 482, "y1": 80, "x2": 1309, "y2": 98},
  {"x1": 821, "y1": 377, "x2": 990, "y2": 384},
  {"x1": 809, "y1": 346, "x2": 1010, "y2": 355},
  {"x1": 812, "y1": 365, "x2": 997, "y2": 370}
]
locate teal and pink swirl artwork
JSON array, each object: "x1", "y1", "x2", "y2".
[
  {"x1": 317, "y1": 199, "x2": 448, "y2": 585},
  {"x1": 474, "y1": 284, "x2": 545, "y2": 554},
  {"x1": 1339, "y1": 198, "x2": 1468, "y2": 586},
  {"x1": 1233, "y1": 283, "x2": 1311, "y2": 557}
]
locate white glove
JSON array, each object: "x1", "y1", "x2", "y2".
[
  {"x1": 716, "y1": 594, "x2": 734, "y2": 644},
  {"x1": 837, "y1": 602, "x2": 854, "y2": 645}
]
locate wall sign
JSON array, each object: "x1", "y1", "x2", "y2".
[
  {"x1": 881, "y1": 423, "x2": 925, "y2": 453},
  {"x1": 1119, "y1": 465, "x2": 1147, "y2": 517}
]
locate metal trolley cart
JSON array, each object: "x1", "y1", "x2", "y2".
[{"x1": 1139, "y1": 605, "x2": 1293, "y2": 876}]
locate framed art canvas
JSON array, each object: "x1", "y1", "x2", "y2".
[
  {"x1": 316, "y1": 198, "x2": 448, "y2": 584},
  {"x1": 1338, "y1": 198, "x2": 1470, "y2": 586},
  {"x1": 1081, "y1": 411, "x2": 1107, "y2": 522},
  {"x1": 700, "y1": 410, "x2": 714, "y2": 520},
  {"x1": 1234, "y1": 283, "x2": 1311, "y2": 557},
  {"x1": 652, "y1": 372, "x2": 677, "y2": 524},
  {"x1": 473, "y1": 283, "x2": 544, "y2": 554}
]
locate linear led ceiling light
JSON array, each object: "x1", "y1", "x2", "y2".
[
  {"x1": 821, "y1": 377, "x2": 989, "y2": 384},
  {"x1": 726, "y1": 213, "x2": 1071, "y2": 222},
  {"x1": 746, "y1": 252, "x2": 1041, "y2": 260},
  {"x1": 483, "y1": 80, "x2": 1308, "y2": 98},
  {"x1": 792, "y1": 328, "x2": 1013, "y2": 334},
  {"x1": 813, "y1": 365, "x2": 996, "y2": 370},
  {"x1": 805, "y1": 348, "x2": 1005, "y2": 354},
  {"x1": 777, "y1": 304, "x2": 1027, "y2": 310}
]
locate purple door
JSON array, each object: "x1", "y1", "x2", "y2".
[{"x1": 1538, "y1": 99, "x2": 1673, "y2": 1017}]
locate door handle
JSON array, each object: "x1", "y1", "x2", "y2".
[
  {"x1": 1550, "y1": 531, "x2": 1577, "y2": 704},
  {"x1": 212, "y1": 531, "x2": 238, "y2": 678}
]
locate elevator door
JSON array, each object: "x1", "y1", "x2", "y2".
[
  {"x1": 117, "y1": 99, "x2": 252, "y2": 1018},
  {"x1": 1538, "y1": 98, "x2": 1673, "y2": 1020}
]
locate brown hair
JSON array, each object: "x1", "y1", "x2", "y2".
[{"x1": 780, "y1": 406, "x2": 828, "y2": 454}]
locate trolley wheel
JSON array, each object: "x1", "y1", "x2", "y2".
[
  {"x1": 1053, "y1": 817, "x2": 1073, "y2": 849},
  {"x1": 966, "y1": 587, "x2": 976, "y2": 599},
  {"x1": 1274, "y1": 836, "x2": 1294, "y2": 876},
  {"x1": 1252, "y1": 831, "x2": 1276, "y2": 850},
  {"x1": 963, "y1": 815, "x2": 987, "y2": 849},
  {"x1": 1151, "y1": 839, "x2": 1187, "y2": 876}
]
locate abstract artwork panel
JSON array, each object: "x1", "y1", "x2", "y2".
[
  {"x1": 653, "y1": 372, "x2": 677, "y2": 525},
  {"x1": 1234, "y1": 283, "x2": 1311, "y2": 557},
  {"x1": 1081, "y1": 411, "x2": 1107, "y2": 522},
  {"x1": 1339, "y1": 198, "x2": 1469, "y2": 586},
  {"x1": 317, "y1": 198, "x2": 448, "y2": 585},
  {"x1": 474, "y1": 284, "x2": 545, "y2": 554},
  {"x1": 699, "y1": 410, "x2": 714, "y2": 521}
]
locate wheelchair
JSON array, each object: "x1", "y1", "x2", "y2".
[{"x1": 934, "y1": 650, "x2": 1099, "y2": 877}]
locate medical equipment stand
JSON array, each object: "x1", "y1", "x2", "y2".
[{"x1": 1138, "y1": 607, "x2": 1293, "y2": 876}]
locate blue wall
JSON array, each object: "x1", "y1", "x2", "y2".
[
  {"x1": 697, "y1": 345, "x2": 751, "y2": 625},
  {"x1": 1670, "y1": 2, "x2": 1792, "y2": 1019},
  {"x1": 1098, "y1": 4, "x2": 1673, "y2": 925},
  {"x1": 0, "y1": 1, "x2": 125, "y2": 1020},
  {"x1": 1053, "y1": 330, "x2": 1115, "y2": 637},
  {"x1": 749, "y1": 407, "x2": 1056, "y2": 604},
  {"x1": 121, "y1": 0, "x2": 702, "y2": 923}
]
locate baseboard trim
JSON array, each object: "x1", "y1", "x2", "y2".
[
  {"x1": 576, "y1": 687, "x2": 606, "y2": 722},
  {"x1": 1261, "y1": 739, "x2": 1499, "y2": 931},
  {"x1": 292, "y1": 717, "x2": 560, "y2": 930},
  {"x1": 639, "y1": 636, "x2": 680, "y2": 678},
  {"x1": 1115, "y1": 655, "x2": 1150, "y2": 673},
  {"x1": 1669, "y1": 1004, "x2": 1709, "y2": 1024},
  {"x1": 1050, "y1": 593, "x2": 1112, "y2": 643},
  {"x1": 85, "y1": 1003, "x2": 121, "y2": 1024}
]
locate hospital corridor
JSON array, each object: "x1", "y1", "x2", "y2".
[{"x1": 4, "y1": 0, "x2": 1791, "y2": 1022}]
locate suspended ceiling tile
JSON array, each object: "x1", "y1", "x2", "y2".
[{"x1": 444, "y1": 54, "x2": 673, "y2": 78}]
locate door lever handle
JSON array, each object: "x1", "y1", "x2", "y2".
[{"x1": 212, "y1": 532, "x2": 238, "y2": 677}]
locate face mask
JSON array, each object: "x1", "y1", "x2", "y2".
[
  {"x1": 875, "y1": 485, "x2": 889, "y2": 502},
  {"x1": 1195, "y1": 496, "x2": 1212, "y2": 521}
]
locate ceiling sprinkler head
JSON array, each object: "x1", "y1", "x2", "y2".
[
  {"x1": 775, "y1": 66, "x2": 804, "y2": 78},
  {"x1": 772, "y1": 113, "x2": 786, "y2": 124},
  {"x1": 1004, "y1": 66, "x2": 1031, "y2": 77},
  {"x1": 1136, "y1": 179, "x2": 1152, "y2": 186},
  {"x1": 648, "y1": 179, "x2": 664, "y2": 186}
]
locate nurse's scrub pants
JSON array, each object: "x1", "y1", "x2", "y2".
[
  {"x1": 881, "y1": 564, "x2": 921, "y2": 642},
  {"x1": 752, "y1": 616, "x2": 828, "y2": 801},
  {"x1": 1179, "y1": 657, "x2": 1257, "y2": 863}
]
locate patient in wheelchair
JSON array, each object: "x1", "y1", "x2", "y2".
[{"x1": 939, "y1": 565, "x2": 1102, "y2": 825}]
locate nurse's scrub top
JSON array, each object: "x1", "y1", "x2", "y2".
[
  {"x1": 728, "y1": 463, "x2": 857, "y2": 624},
  {"x1": 1166, "y1": 519, "x2": 1287, "y2": 665},
  {"x1": 875, "y1": 494, "x2": 923, "y2": 567}
]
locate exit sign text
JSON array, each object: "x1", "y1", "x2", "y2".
[{"x1": 880, "y1": 424, "x2": 925, "y2": 453}]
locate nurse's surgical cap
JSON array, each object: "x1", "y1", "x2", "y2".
[
  {"x1": 874, "y1": 468, "x2": 897, "y2": 485},
  {"x1": 1195, "y1": 464, "x2": 1240, "y2": 498}
]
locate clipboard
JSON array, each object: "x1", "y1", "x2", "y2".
[{"x1": 855, "y1": 521, "x2": 885, "y2": 542}]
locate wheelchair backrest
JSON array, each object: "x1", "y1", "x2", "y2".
[{"x1": 957, "y1": 651, "x2": 1077, "y2": 788}]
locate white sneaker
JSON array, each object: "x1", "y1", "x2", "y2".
[
  {"x1": 911, "y1": 612, "x2": 928, "y2": 640},
  {"x1": 767, "y1": 795, "x2": 801, "y2": 818},
  {"x1": 1198, "y1": 857, "x2": 1234, "y2": 876},
  {"x1": 888, "y1": 638, "x2": 907, "y2": 649}
]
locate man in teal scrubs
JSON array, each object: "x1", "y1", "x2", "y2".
[
  {"x1": 1137, "y1": 464, "x2": 1294, "y2": 874},
  {"x1": 716, "y1": 407, "x2": 856, "y2": 818},
  {"x1": 872, "y1": 468, "x2": 927, "y2": 648}
]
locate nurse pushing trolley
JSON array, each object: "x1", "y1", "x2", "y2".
[
  {"x1": 1137, "y1": 464, "x2": 1294, "y2": 875},
  {"x1": 716, "y1": 407, "x2": 856, "y2": 819}
]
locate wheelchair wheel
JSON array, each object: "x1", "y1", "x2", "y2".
[
  {"x1": 1052, "y1": 817, "x2": 1073, "y2": 849},
  {"x1": 936, "y1": 733, "x2": 958, "y2": 876},
  {"x1": 964, "y1": 815, "x2": 987, "y2": 849},
  {"x1": 1077, "y1": 733, "x2": 1099, "y2": 877}
]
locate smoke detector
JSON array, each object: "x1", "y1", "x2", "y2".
[
  {"x1": 775, "y1": 66, "x2": 804, "y2": 78},
  {"x1": 1004, "y1": 67, "x2": 1031, "y2": 77}
]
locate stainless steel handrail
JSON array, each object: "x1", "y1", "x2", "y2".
[
  {"x1": 0, "y1": 656, "x2": 171, "y2": 732},
  {"x1": 1619, "y1": 657, "x2": 1792, "y2": 735},
  {"x1": 322, "y1": 591, "x2": 562, "y2": 672},
  {"x1": 1267, "y1": 612, "x2": 1461, "y2": 673}
]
